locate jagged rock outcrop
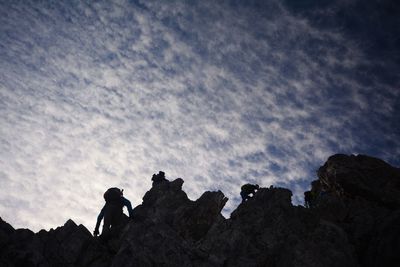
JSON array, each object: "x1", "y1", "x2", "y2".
[
  {"x1": 0, "y1": 154, "x2": 399, "y2": 267},
  {"x1": 200, "y1": 187, "x2": 357, "y2": 267},
  {"x1": 317, "y1": 154, "x2": 400, "y2": 208},
  {"x1": 132, "y1": 178, "x2": 228, "y2": 242},
  {"x1": 314, "y1": 154, "x2": 400, "y2": 267},
  {"x1": 0, "y1": 218, "x2": 111, "y2": 267}
]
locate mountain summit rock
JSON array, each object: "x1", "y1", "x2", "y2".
[{"x1": 1, "y1": 154, "x2": 399, "y2": 266}]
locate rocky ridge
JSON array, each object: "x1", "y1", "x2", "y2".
[{"x1": 1, "y1": 154, "x2": 399, "y2": 267}]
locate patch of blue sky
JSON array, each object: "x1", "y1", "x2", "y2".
[
  {"x1": 243, "y1": 151, "x2": 266, "y2": 163},
  {"x1": 128, "y1": 0, "x2": 148, "y2": 10},
  {"x1": 240, "y1": 118, "x2": 263, "y2": 134},
  {"x1": 269, "y1": 162, "x2": 284, "y2": 173},
  {"x1": 266, "y1": 144, "x2": 287, "y2": 159}
]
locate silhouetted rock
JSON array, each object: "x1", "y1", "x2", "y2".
[
  {"x1": 0, "y1": 154, "x2": 399, "y2": 266},
  {"x1": 199, "y1": 187, "x2": 356, "y2": 267},
  {"x1": 317, "y1": 154, "x2": 400, "y2": 208},
  {"x1": 0, "y1": 218, "x2": 112, "y2": 267},
  {"x1": 312, "y1": 154, "x2": 400, "y2": 267}
]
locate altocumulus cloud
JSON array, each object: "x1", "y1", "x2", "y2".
[{"x1": 1, "y1": 0, "x2": 399, "y2": 232}]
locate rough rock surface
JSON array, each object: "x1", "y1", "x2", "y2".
[
  {"x1": 314, "y1": 154, "x2": 400, "y2": 267},
  {"x1": 1, "y1": 154, "x2": 399, "y2": 267}
]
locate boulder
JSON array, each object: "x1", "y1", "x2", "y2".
[{"x1": 314, "y1": 154, "x2": 400, "y2": 267}]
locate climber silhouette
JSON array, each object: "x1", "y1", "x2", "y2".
[
  {"x1": 152, "y1": 171, "x2": 168, "y2": 186},
  {"x1": 304, "y1": 181, "x2": 324, "y2": 208},
  {"x1": 304, "y1": 191, "x2": 313, "y2": 208},
  {"x1": 240, "y1": 183, "x2": 259, "y2": 202},
  {"x1": 94, "y1": 187, "x2": 133, "y2": 239}
]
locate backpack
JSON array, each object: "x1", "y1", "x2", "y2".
[
  {"x1": 241, "y1": 184, "x2": 258, "y2": 193},
  {"x1": 152, "y1": 171, "x2": 167, "y2": 184},
  {"x1": 104, "y1": 187, "x2": 122, "y2": 204}
]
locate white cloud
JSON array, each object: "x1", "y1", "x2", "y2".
[{"x1": 0, "y1": 0, "x2": 399, "y2": 231}]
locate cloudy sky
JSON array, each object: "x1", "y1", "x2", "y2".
[{"x1": 1, "y1": 0, "x2": 399, "y2": 232}]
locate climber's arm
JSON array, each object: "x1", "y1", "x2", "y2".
[
  {"x1": 94, "y1": 205, "x2": 105, "y2": 236},
  {"x1": 122, "y1": 197, "x2": 134, "y2": 219}
]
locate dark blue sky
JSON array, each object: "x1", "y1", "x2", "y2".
[{"x1": 0, "y1": 0, "x2": 399, "y2": 231}]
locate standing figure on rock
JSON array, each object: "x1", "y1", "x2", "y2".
[
  {"x1": 93, "y1": 187, "x2": 134, "y2": 239},
  {"x1": 304, "y1": 191, "x2": 313, "y2": 208},
  {"x1": 240, "y1": 183, "x2": 259, "y2": 203},
  {"x1": 152, "y1": 171, "x2": 168, "y2": 186},
  {"x1": 304, "y1": 180, "x2": 323, "y2": 208}
]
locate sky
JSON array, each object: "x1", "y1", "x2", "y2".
[{"x1": 1, "y1": 0, "x2": 399, "y2": 232}]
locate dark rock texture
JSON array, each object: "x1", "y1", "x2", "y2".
[
  {"x1": 1, "y1": 154, "x2": 399, "y2": 267},
  {"x1": 314, "y1": 154, "x2": 400, "y2": 267}
]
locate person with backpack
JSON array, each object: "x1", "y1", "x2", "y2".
[
  {"x1": 304, "y1": 190, "x2": 313, "y2": 208},
  {"x1": 240, "y1": 183, "x2": 260, "y2": 203},
  {"x1": 304, "y1": 181, "x2": 326, "y2": 208},
  {"x1": 151, "y1": 171, "x2": 168, "y2": 186},
  {"x1": 93, "y1": 187, "x2": 134, "y2": 237}
]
